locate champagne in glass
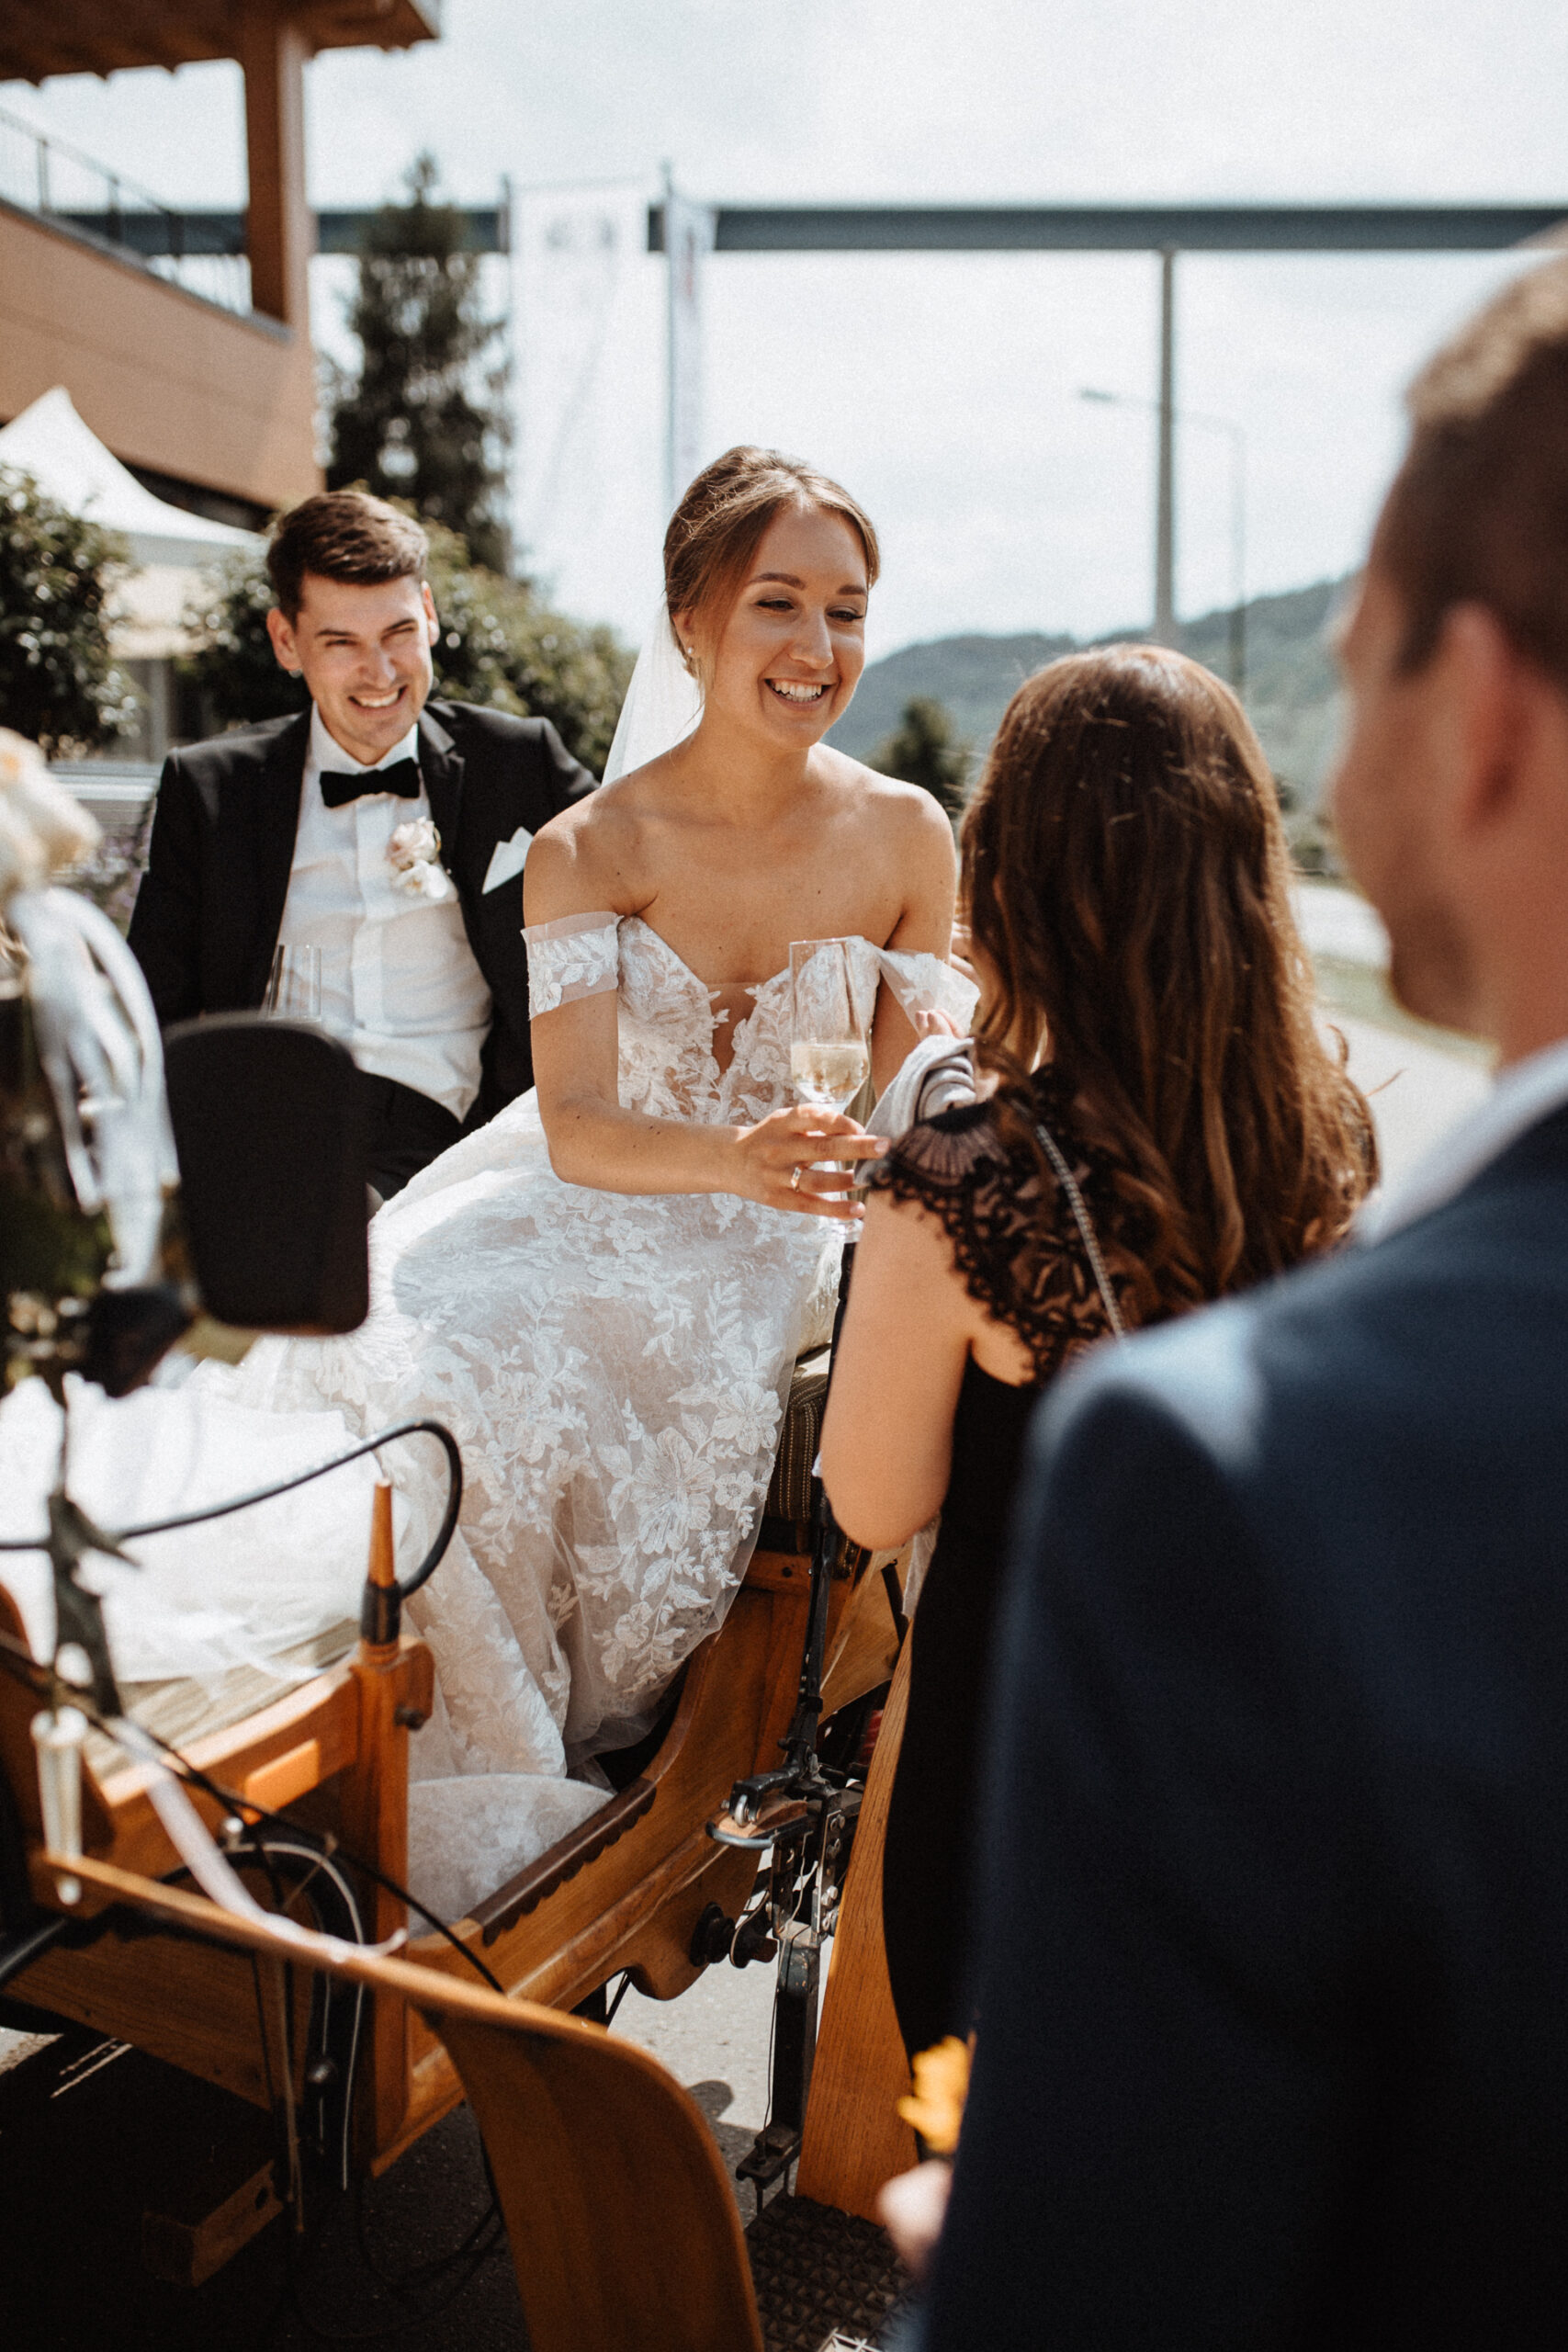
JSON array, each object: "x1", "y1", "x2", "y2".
[
  {"x1": 788, "y1": 939, "x2": 870, "y2": 1111},
  {"x1": 263, "y1": 944, "x2": 321, "y2": 1021}
]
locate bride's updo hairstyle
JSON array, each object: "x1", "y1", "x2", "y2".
[
  {"x1": 962, "y1": 645, "x2": 1375, "y2": 1312},
  {"x1": 664, "y1": 447, "x2": 880, "y2": 683}
]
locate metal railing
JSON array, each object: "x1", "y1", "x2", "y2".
[{"x1": 0, "y1": 102, "x2": 253, "y2": 317}]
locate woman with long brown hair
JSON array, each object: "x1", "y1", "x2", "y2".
[{"x1": 821, "y1": 641, "x2": 1375, "y2": 2063}]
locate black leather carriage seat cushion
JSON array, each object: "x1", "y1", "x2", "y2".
[{"x1": 763, "y1": 1346, "x2": 830, "y2": 1530}]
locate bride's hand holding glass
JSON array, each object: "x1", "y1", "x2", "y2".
[{"x1": 729, "y1": 1102, "x2": 886, "y2": 1222}]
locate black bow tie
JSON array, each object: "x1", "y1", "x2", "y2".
[{"x1": 319, "y1": 757, "x2": 422, "y2": 810}]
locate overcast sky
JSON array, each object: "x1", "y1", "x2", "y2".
[{"x1": 6, "y1": 0, "x2": 1567, "y2": 653}]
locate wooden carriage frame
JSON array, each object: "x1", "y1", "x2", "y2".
[{"x1": 0, "y1": 1384, "x2": 913, "y2": 2201}]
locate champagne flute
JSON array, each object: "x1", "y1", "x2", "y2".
[
  {"x1": 789, "y1": 939, "x2": 870, "y2": 1112},
  {"x1": 263, "y1": 944, "x2": 321, "y2": 1021}
]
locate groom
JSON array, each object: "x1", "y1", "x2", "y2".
[{"x1": 129, "y1": 491, "x2": 594, "y2": 1199}]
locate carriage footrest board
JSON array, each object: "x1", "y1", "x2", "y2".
[{"x1": 746, "y1": 2191, "x2": 913, "y2": 2351}]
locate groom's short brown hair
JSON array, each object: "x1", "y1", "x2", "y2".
[
  {"x1": 266, "y1": 491, "x2": 428, "y2": 620},
  {"x1": 1375, "y1": 254, "x2": 1568, "y2": 693}
]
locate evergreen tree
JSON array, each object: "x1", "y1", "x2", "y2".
[
  {"x1": 0, "y1": 469, "x2": 139, "y2": 757},
  {"x1": 870, "y1": 695, "x2": 973, "y2": 822},
  {"x1": 327, "y1": 154, "x2": 511, "y2": 571}
]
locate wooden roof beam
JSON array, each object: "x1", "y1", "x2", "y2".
[
  {"x1": 0, "y1": 3, "x2": 198, "y2": 79},
  {"x1": 0, "y1": 1, "x2": 439, "y2": 81},
  {"x1": 0, "y1": 2, "x2": 134, "y2": 82}
]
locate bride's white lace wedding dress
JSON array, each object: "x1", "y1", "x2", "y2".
[{"x1": 0, "y1": 914, "x2": 973, "y2": 1922}]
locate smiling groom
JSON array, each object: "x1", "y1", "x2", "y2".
[{"x1": 129, "y1": 492, "x2": 595, "y2": 1199}]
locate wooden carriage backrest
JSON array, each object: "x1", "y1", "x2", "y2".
[{"x1": 40, "y1": 1854, "x2": 763, "y2": 2352}]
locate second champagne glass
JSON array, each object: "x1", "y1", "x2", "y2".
[{"x1": 263, "y1": 944, "x2": 321, "y2": 1021}]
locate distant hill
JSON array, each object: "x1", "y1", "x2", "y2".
[
  {"x1": 832, "y1": 577, "x2": 1348, "y2": 804},
  {"x1": 832, "y1": 629, "x2": 1079, "y2": 772}
]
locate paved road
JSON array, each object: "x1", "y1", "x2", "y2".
[
  {"x1": 1336, "y1": 1011, "x2": 1489, "y2": 1188},
  {"x1": 1292, "y1": 880, "x2": 1391, "y2": 969}
]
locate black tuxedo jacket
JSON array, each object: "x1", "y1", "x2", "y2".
[
  {"x1": 128, "y1": 699, "x2": 593, "y2": 1120},
  {"x1": 922, "y1": 1100, "x2": 1568, "y2": 2350}
]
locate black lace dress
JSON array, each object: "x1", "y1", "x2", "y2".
[{"x1": 872, "y1": 1067, "x2": 1149, "y2": 2063}]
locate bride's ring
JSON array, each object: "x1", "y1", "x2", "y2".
[{"x1": 789, "y1": 1164, "x2": 804, "y2": 1193}]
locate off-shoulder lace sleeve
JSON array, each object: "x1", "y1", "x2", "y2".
[
  {"x1": 864, "y1": 1082, "x2": 1138, "y2": 1383},
  {"x1": 524, "y1": 910, "x2": 620, "y2": 1014},
  {"x1": 875, "y1": 947, "x2": 979, "y2": 1032}
]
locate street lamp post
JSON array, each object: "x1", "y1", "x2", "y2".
[
  {"x1": 1156, "y1": 249, "x2": 1177, "y2": 646},
  {"x1": 1079, "y1": 386, "x2": 1248, "y2": 698}
]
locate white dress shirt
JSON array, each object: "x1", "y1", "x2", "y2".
[
  {"x1": 1360, "y1": 1034, "x2": 1568, "y2": 1245},
  {"x1": 277, "y1": 707, "x2": 492, "y2": 1120}
]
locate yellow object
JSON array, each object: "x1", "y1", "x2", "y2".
[{"x1": 896, "y1": 2034, "x2": 972, "y2": 2155}]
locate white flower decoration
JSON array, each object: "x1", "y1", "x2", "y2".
[
  {"x1": 0, "y1": 729, "x2": 99, "y2": 903},
  {"x1": 388, "y1": 818, "x2": 453, "y2": 901}
]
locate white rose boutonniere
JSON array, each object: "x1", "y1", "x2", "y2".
[{"x1": 388, "y1": 817, "x2": 454, "y2": 901}]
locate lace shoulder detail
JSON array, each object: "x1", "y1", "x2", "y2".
[
  {"x1": 874, "y1": 947, "x2": 979, "y2": 1031},
  {"x1": 865, "y1": 1074, "x2": 1138, "y2": 1384},
  {"x1": 525, "y1": 910, "x2": 619, "y2": 1014}
]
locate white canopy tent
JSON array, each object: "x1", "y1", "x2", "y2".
[
  {"x1": 0, "y1": 387, "x2": 261, "y2": 572},
  {"x1": 0, "y1": 389, "x2": 265, "y2": 774},
  {"x1": 0, "y1": 387, "x2": 263, "y2": 664}
]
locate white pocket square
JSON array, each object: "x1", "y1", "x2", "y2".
[{"x1": 483, "y1": 827, "x2": 534, "y2": 893}]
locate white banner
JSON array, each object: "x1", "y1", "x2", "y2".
[
  {"x1": 664, "y1": 191, "x2": 716, "y2": 515},
  {"x1": 513, "y1": 183, "x2": 659, "y2": 630}
]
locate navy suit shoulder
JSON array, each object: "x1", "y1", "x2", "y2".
[
  {"x1": 1040, "y1": 1092, "x2": 1568, "y2": 1554},
  {"x1": 925, "y1": 1102, "x2": 1568, "y2": 2351}
]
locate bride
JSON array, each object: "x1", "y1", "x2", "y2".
[{"x1": 3, "y1": 447, "x2": 971, "y2": 1922}]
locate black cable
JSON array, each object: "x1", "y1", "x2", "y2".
[
  {"x1": 220, "y1": 1832, "x2": 372, "y2": 2193},
  {"x1": 353, "y1": 2170, "x2": 503, "y2": 2300},
  {"x1": 0, "y1": 1416, "x2": 463, "y2": 1604},
  {"x1": 160, "y1": 1823, "x2": 508, "y2": 2346},
  {"x1": 132, "y1": 1721, "x2": 508, "y2": 1997},
  {"x1": 3, "y1": 1588, "x2": 510, "y2": 2339},
  {"x1": 277, "y1": 2196, "x2": 506, "y2": 2346}
]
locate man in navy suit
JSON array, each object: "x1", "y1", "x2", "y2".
[{"x1": 916, "y1": 258, "x2": 1568, "y2": 2346}]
